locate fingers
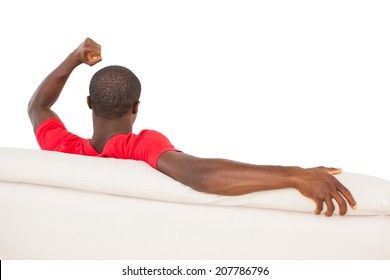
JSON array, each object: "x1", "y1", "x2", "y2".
[
  {"x1": 332, "y1": 191, "x2": 348, "y2": 215},
  {"x1": 324, "y1": 197, "x2": 335, "y2": 217},
  {"x1": 314, "y1": 196, "x2": 343, "y2": 217},
  {"x1": 331, "y1": 176, "x2": 357, "y2": 210},
  {"x1": 314, "y1": 184, "x2": 354, "y2": 217},
  {"x1": 311, "y1": 175, "x2": 354, "y2": 216},
  {"x1": 316, "y1": 167, "x2": 356, "y2": 215},
  {"x1": 86, "y1": 52, "x2": 102, "y2": 66},
  {"x1": 84, "y1": 38, "x2": 102, "y2": 66},
  {"x1": 314, "y1": 199, "x2": 323, "y2": 215},
  {"x1": 75, "y1": 38, "x2": 102, "y2": 66}
]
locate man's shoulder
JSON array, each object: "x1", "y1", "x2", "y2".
[
  {"x1": 36, "y1": 118, "x2": 88, "y2": 153},
  {"x1": 36, "y1": 118, "x2": 66, "y2": 133},
  {"x1": 134, "y1": 129, "x2": 170, "y2": 141}
]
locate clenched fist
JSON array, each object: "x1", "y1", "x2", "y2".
[{"x1": 73, "y1": 38, "x2": 102, "y2": 66}]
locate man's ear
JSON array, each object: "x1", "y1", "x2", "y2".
[
  {"x1": 132, "y1": 101, "x2": 140, "y2": 114},
  {"x1": 87, "y1": 96, "x2": 92, "y2": 109}
]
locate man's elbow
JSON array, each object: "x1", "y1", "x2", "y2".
[
  {"x1": 27, "y1": 97, "x2": 38, "y2": 125},
  {"x1": 158, "y1": 153, "x2": 223, "y2": 195},
  {"x1": 27, "y1": 99, "x2": 34, "y2": 119},
  {"x1": 27, "y1": 97, "x2": 53, "y2": 132}
]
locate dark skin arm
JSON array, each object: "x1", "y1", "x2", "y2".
[
  {"x1": 28, "y1": 38, "x2": 101, "y2": 132},
  {"x1": 157, "y1": 151, "x2": 357, "y2": 216}
]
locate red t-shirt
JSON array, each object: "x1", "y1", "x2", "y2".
[{"x1": 36, "y1": 118, "x2": 178, "y2": 169}]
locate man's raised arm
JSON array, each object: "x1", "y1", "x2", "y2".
[{"x1": 28, "y1": 38, "x2": 101, "y2": 132}]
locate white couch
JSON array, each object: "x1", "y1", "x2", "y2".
[{"x1": 0, "y1": 147, "x2": 389, "y2": 259}]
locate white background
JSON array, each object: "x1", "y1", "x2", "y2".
[{"x1": 0, "y1": 0, "x2": 389, "y2": 181}]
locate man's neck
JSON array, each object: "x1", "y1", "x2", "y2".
[{"x1": 90, "y1": 115, "x2": 133, "y2": 153}]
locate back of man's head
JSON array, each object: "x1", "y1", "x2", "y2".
[{"x1": 89, "y1": 65, "x2": 141, "y2": 119}]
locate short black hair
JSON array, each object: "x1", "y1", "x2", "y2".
[{"x1": 89, "y1": 65, "x2": 141, "y2": 119}]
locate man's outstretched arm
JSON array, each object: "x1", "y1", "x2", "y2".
[
  {"x1": 28, "y1": 38, "x2": 101, "y2": 132},
  {"x1": 157, "y1": 151, "x2": 357, "y2": 216}
]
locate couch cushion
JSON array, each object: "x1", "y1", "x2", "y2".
[{"x1": 0, "y1": 147, "x2": 389, "y2": 216}]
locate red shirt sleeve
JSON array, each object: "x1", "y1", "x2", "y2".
[
  {"x1": 35, "y1": 119, "x2": 86, "y2": 154},
  {"x1": 131, "y1": 130, "x2": 180, "y2": 169}
]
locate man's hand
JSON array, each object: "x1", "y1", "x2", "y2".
[
  {"x1": 292, "y1": 166, "x2": 357, "y2": 216},
  {"x1": 72, "y1": 38, "x2": 102, "y2": 66}
]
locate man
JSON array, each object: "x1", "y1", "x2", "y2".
[{"x1": 28, "y1": 38, "x2": 357, "y2": 217}]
